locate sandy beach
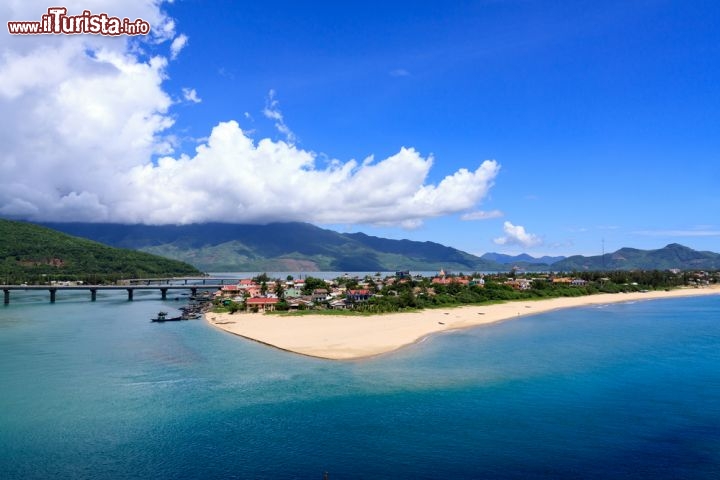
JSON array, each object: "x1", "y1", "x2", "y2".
[{"x1": 206, "y1": 286, "x2": 720, "y2": 360}]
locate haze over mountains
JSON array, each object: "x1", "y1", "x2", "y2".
[
  {"x1": 481, "y1": 252, "x2": 567, "y2": 265},
  {"x1": 38, "y1": 222, "x2": 720, "y2": 273}
]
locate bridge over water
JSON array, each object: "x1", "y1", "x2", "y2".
[
  {"x1": 122, "y1": 277, "x2": 239, "y2": 286},
  {"x1": 2, "y1": 284, "x2": 228, "y2": 304}
]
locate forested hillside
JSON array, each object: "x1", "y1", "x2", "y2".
[{"x1": 1, "y1": 219, "x2": 202, "y2": 283}]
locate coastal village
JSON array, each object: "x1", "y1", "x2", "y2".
[
  {"x1": 211, "y1": 269, "x2": 718, "y2": 314},
  {"x1": 214, "y1": 271, "x2": 493, "y2": 313}
]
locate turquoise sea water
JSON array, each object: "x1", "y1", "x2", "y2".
[{"x1": 1, "y1": 291, "x2": 719, "y2": 479}]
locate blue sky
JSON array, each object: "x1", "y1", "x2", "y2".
[{"x1": 1, "y1": 1, "x2": 719, "y2": 257}]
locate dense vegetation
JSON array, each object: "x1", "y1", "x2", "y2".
[
  {"x1": 350, "y1": 272, "x2": 697, "y2": 314},
  {"x1": 0, "y1": 219, "x2": 202, "y2": 284}
]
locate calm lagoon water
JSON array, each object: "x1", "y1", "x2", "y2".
[{"x1": 1, "y1": 291, "x2": 719, "y2": 479}]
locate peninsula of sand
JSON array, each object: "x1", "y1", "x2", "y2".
[{"x1": 206, "y1": 286, "x2": 720, "y2": 360}]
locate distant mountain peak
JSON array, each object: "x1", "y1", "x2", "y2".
[{"x1": 551, "y1": 243, "x2": 720, "y2": 271}]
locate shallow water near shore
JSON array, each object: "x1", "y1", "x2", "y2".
[{"x1": 1, "y1": 292, "x2": 719, "y2": 479}]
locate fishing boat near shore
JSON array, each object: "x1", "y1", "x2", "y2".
[
  {"x1": 151, "y1": 312, "x2": 183, "y2": 322},
  {"x1": 151, "y1": 294, "x2": 213, "y2": 323}
]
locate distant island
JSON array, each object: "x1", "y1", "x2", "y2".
[
  {"x1": 37, "y1": 221, "x2": 720, "y2": 272},
  {"x1": 0, "y1": 219, "x2": 201, "y2": 284}
]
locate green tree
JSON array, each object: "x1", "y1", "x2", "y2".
[
  {"x1": 398, "y1": 290, "x2": 417, "y2": 308},
  {"x1": 302, "y1": 276, "x2": 327, "y2": 294},
  {"x1": 253, "y1": 272, "x2": 270, "y2": 283}
]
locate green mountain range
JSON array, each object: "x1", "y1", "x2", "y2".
[
  {"x1": 551, "y1": 243, "x2": 720, "y2": 271},
  {"x1": 0, "y1": 219, "x2": 201, "y2": 281},
  {"x1": 39, "y1": 222, "x2": 498, "y2": 272},
  {"x1": 36, "y1": 221, "x2": 720, "y2": 272}
]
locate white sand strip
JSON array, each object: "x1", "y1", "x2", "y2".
[{"x1": 206, "y1": 286, "x2": 720, "y2": 360}]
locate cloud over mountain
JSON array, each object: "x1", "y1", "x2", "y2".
[
  {"x1": 493, "y1": 221, "x2": 542, "y2": 248},
  {"x1": 0, "y1": 1, "x2": 500, "y2": 227}
]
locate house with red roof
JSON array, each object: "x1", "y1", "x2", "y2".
[
  {"x1": 346, "y1": 289, "x2": 372, "y2": 302},
  {"x1": 245, "y1": 297, "x2": 280, "y2": 312}
]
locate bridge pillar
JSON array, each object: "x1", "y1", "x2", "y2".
[
  {"x1": 49, "y1": 289, "x2": 57, "y2": 303},
  {"x1": 191, "y1": 287, "x2": 197, "y2": 296},
  {"x1": 90, "y1": 289, "x2": 97, "y2": 301},
  {"x1": 3, "y1": 289, "x2": 9, "y2": 305},
  {"x1": 161, "y1": 288, "x2": 168, "y2": 300},
  {"x1": 184, "y1": 279, "x2": 188, "y2": 285},
  {"x1": 127, "y1": 289, "x2": 134, "y2": 301}
]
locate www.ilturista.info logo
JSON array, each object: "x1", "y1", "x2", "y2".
[{"x1": 7, "y1": 7, "x2": 150, "y2": 35}]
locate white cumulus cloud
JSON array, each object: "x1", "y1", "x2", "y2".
[
  {"x1": 121, "y1": 121, "x2": 500, "y2": 225},
  {"x1": 494, "y1": 221, "x2": 542, "y2": 248},
  {"x1": 0, "y1": 0, "x2": 501, "y2": 227}
]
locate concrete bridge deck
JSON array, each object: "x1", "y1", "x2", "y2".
[
  {"x1": 2, "y1": 284, "x2": 227, "y2": 304},
  {"x1": 122, "y1": 277, "x2": 238, "y2": 285}
]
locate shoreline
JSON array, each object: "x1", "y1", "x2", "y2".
[{"x1": 205, "y1": 286, "x2": 720, "y2": 360}]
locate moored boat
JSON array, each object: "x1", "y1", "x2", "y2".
[{"x1": 151, "y1": 311, "x2": 183, "y2": 322}]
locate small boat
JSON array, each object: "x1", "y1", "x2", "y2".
[{"x1": 151, "y1": 311, "x2": 183, "y2": 322}]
